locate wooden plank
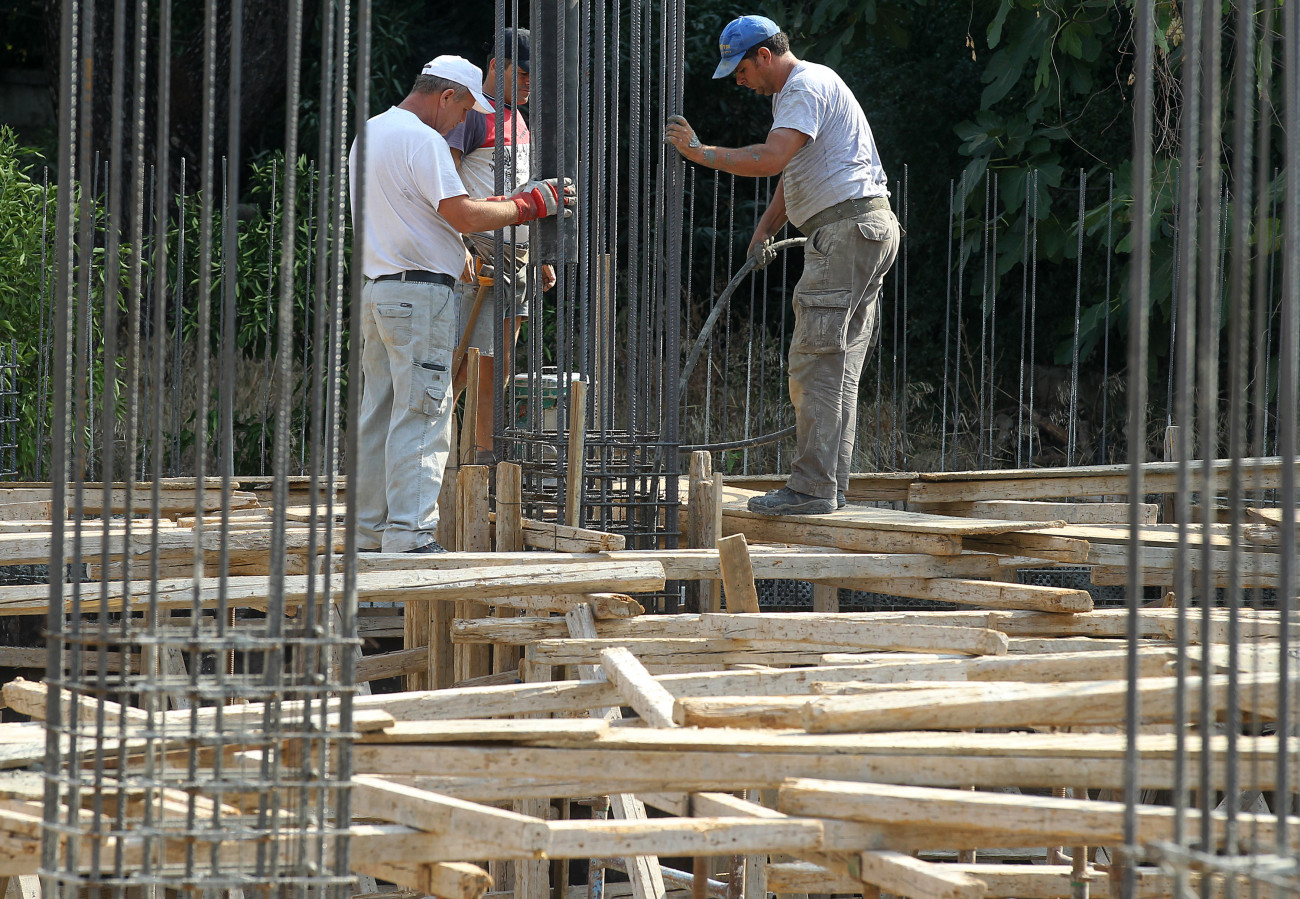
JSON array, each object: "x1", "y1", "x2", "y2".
[
  {"x1": 521, "y1": 517, "x2": 626, "y2": 552},
  {"x1": 907, "y1": 456, "x2": 1295, "y2": 502},
  {"x1": 353, "y1": 860, "x2": 492, "y2": 899},
  {"x1": 778, "y1": 778, "x2": 1298, "y2": 851},
  {"x1": 351, "y1": 775, "x2": 549, "y2": 856},
  {"x1": 817, "y1": 577, "x2": 1092, "y2": 613},
  {"x1": 697, "y1": 614, "x2": 1008, "y2": 656},
  {"x1": 357, "y1": 647, "x2": 428, "y2": 684},
  {"x1": 800, "y1": 674, "x2": 1286, "y2": 733},
  {"x1": 529, "y1": 638, "x2": 849, "y2": 668},
  {"x1": 601, "y1": 647, "x2": 677, "y2": 728},
  {"x1": 721, "y1": 472, "x2": 917, "y2": 504},
  {"x1": 353, "y1": 548, "x2": 1006, "y2": 582},
  {"x1": 961, "y1": 532, "x2": 1090, "y2": 564},
  {"x1": 360, "y1": 719, "x2": 609, "y2": 744},
  {"x1": 723, "y1": 514, "x2": 963, "y2": 555},
  {"x1": 0, "y1": 564, "x2": 659, "y2": 617},
  {"x1": 371, "y1": 735, "x2": 1287, "y2": 797},
  {"x1": 543, "y1": 817, "x2": 826, "y2": 860},
  {"x1": 716, "y1": 534, "x2": 760, "y2": 614},
  {"x1": 766, "y1": 861, "x2": 1100, "y2": 899},
  {"x1": 929, "y1": 499, "x2": 1157, "y2": 525},
  {"x1": 856, "y1": 851, "x2": 986, "y2": 899},
  {"x1": 723, "y1": 492, "x2": 1052, "y2": 536}
]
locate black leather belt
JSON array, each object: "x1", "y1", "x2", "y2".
[
  {"x1": 373, "y1": 270, "x2": 456, "y2": 288},
  {"x1": 797, "y1": 196, "x2": 892, "y2": 237}
]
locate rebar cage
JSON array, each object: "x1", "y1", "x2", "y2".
[{"x1": 38, "y1": 0, "x2": 361, "y2": 892}]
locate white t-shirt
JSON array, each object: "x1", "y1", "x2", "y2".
[
  {"x1": 770, "y1": 61, "x2": 889, "y2": 229},
  {"x1": 348, "y1": 106, "x2": 468, "y2": 279}
]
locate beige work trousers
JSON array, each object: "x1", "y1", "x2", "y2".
[{"x1": 786, "y1": 207, "x2": 901, "y2": 500}]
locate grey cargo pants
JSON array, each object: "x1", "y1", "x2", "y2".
[{"x1": 786, "y1": 207, "x2": 901, "y2": 500}]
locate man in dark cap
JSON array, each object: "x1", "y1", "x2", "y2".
[
  {"x1": 446, "y1": 28, "x2": 554, "y2": 462},
  {"x1": 666, "y1": 15, "x2": 900, "y2": 516}
]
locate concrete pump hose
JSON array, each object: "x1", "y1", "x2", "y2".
[{"x1": 677, "y1": 236, "x2": 806, "y2": 395}]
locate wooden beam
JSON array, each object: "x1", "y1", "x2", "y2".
[
  {"x1": 351, "y1": 776, "x2": 549, "y2": 858},
  {"x1": 600, "y1": 647, "x2": 678, "y2": 728},
  {"x1": 778, "y1": 778, "x2": 1299, "y2": 850},
  {"x1": 856, "y1": 851, "x2": 987, "y2": 899},
  {"x1": 716, "y1": 534, "x2": 761, "y2": 614},
  {"x1": 353, "y1": 860, "x2": 492, "y2": 899},
  {"x1": 697, "y1": 614, "x2": 1009, "y2": 656}
]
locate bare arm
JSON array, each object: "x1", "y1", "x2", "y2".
[
  {"x1": 438, "y1": 194, "x2": 523, "y2": 234},
  {"x1": 665, "y1": 118, "x2": 808, "y2": 178},
  {"x1": 450, "y1": 147, "x2": 464, "y2": 166}
]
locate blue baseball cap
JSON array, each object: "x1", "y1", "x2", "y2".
[{"x1": 713, "y1": 15, "x2": 781, "y2": 79}]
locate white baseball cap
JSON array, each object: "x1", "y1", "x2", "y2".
[{"x1": 420, "y1": 55, "x2": 494, "y2": 113}]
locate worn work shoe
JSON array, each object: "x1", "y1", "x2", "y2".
[
  {"x1": 405, "y1": 541, "x2": 449, "y2": 554},
  {"x1": 747, "y1": 486, "x2": 835, "y2": 516},
  {"x1": 837, "y1": 490, "x2": 846, "y2": 510}
]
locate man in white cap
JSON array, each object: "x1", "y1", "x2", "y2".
[
  {"x1": 666, "y1": 16, "x2": 899, "y2": 517},
  {"x1": 349, "y1": 55, "x2": 573, "y2": 553}
]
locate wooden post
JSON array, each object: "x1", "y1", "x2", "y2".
[
  {"x1": 709, "y1": 478, "x2": 725, "y2": 612},
  {"x1": 1160, "y1": 425, "x2": 1181, "y2": 603},
  {"x1": 566, "y1": 378, "x2": 589, "y2": 528},
  {"x1": 425, "y1": 418, "x2": 459, "y2": 689},
  {"x1": 811, "y1": 583, "x2": 839, "y2": 613},
  {"x1": 567, "y1": 604, "x2": 668, "y2": 899},
  {"x1": 494, "y1": 462, "x2": 525, "y2": 676},
  {"x1": 717, "y1": 533, "x2": 761, "y2": 614},
  {"x1": 461, "y1": 347, "x2": 481, "y2": 465},
  {"x1": 686, "y1": 451, "x2": 717, "y2": 613},
  {"x1": 458, "y1": 464, "x2": 493, "y2": 682},
  {"x1": 517, "y1": 644, "x2": 552, "y2": 899}
]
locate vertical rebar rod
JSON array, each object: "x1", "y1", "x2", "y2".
[{"x1": 1122, "y1": 3, "x2": 1154, "y2": 895}]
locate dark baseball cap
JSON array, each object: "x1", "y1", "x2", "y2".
[{"x1": 493, "y1": 27, "x2": 530, "y2": 73}]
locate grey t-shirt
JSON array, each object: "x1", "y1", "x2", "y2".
[{"x1": 771, "y1": 60, "x2": 889, "y2": 228}]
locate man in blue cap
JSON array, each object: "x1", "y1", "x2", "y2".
[{"x1": 666, "y1": 15, "x2": 900, "y2": 516}]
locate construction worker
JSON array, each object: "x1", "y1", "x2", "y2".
[
  {"x1": 666, "y1": 15, "x2": 899, "y2": 516},
  {"x1": 349, "y1": 55, "x2": 573, "y2": 553},
  {"x1": 446, "y1": 28, "x2": 555, "y2": 463}
]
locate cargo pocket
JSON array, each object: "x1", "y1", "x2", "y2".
[
  {"x1": 856, "y1": 216, "x2": 893, "y2": 242},
  {"x1": 792, "y1": 289, "x2": 852, "y2": 354},
  {"x1": 375, "y1": 301, "x2": 415, "y2": 347},
  {"x1": 409, "y1": 351, "x2": 453, "y2": 415}
]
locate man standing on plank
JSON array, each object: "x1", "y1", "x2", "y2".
[
  {"x1": 349, "y1": 55, "x2": 573, "y2": 553},
  {"x1": 446, "y1": 28, "x2": 556, "y2": 463},
  {"x1": 666, "y1": 15, "x2": 900, "y2": 516}
]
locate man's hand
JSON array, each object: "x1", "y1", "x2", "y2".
[
  {"x1": 541, "y1": 264, "x2": 557, "y2": 292},
  {"x1": 747, "y1": 234, "x2": 777, "y2": 271},
  {"x1": 510, "y1": 177, "x2": 576, "y2": 224},
  {"x1": 460, "y1": 247, "x2": 475, "y2": 283},
  {"x1": 664, "y1": 115, "x2": 701, "y2": 156}
]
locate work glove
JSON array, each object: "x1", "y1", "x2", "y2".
[
  {"x1": 510, "y1": 177, "x2": 576, "y2": 224},
  {"x1": 749, "y1": 237, "x2": 777, "y2": 271}
]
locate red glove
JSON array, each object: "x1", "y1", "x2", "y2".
[{"x1": 509, "y1": 177, "x2": 576, "y2": 224}]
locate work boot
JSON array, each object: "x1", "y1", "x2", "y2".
[
  {"x1": 747, "y1": 486, "x2": 834, "y2": 516},
  {"x1": 405, "y1": 541, "x2": 449, "y2": 554},
  {"x1": 837, "y1": 490, "x2": 846, "y2": 509}
]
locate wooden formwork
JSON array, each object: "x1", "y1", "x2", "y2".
[{"x1": 1, "y1": 458, "x2": 1295, "y2": 897}]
